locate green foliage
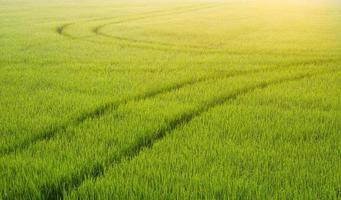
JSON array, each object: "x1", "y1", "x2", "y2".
[{"x1": 0, "y1": 0, "x2": 340, "y2": 199}]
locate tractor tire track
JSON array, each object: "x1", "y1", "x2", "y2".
[
  {"x1": 63, "y1": 27, "x2": 341, "y2": 56},
  {"x1": 53, "y1": 69, "x2": 339, "y2": 200},
  {"x1": 1, "y1": 58, "x2": 339, "y2": 156},
  {"x1": 92, "y1": 4, "x2": 221, "y2": 50},
  {"x1": 56, "y1": 7, "x2": 341, "y2": 57},
  {"x1": 92, "y1": 4, "x2": 219, "y2": 34},
  {"x1": 56, "y1": 23, "x2": 77, "y2": 39},
  {"x1": 0, "y1": 66, "x2": 278, "y2": 156},
  {"x1": 56, "y1": 3, "x2": 218, "y2": 40},
  {"x1": 93, "y1": 15, "x2": 256, "y2": 51},
  {"x1": 55, "y1": 4, "x2": 226, "y2": 53},
  {"x1": 57, "y1": 3, "x2": 267, "y2": 54},
  {"x1": 94, "y1": 32, "x2": 209, "y2": 50}
]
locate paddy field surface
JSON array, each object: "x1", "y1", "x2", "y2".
[{"x1": 0, "y1": 0, "x2": 340, "y2": 199}]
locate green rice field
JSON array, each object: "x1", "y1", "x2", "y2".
[{"x1": 0, "y1": 0, "x2": 340, "y2": 199}]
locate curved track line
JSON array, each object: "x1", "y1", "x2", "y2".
[
  {"x1": 56, "y1": 8, "x2": 341, "y2": 57},
  {"x1": 55, "y1": 4, "x2": 276, "y2": 54},
  {"x1": 92, "y1": 4, "x2": 219, "y2": 33},
  {"x1": 50, "y1": 69, "x2": 338, "y2": 200},
  {"x1": 56, "y1": 23, "x2": 76, "y2": 39},
  {"x1": 1, "y1": 58, "x2": 339, "y2": 155},
  {"x1": 93, "y1": 15, "x2": 255, "y2": 51},
  {"x1": 60, "y1": 3, "x2": 339, "y2": 57},
  {"x1": 0, "y1": 66, "x2": 281, "y2": 156},
  {"x1": 62, "y1": 26, "x2": 341, "y2": 57},
  {"x1": 56, "y1": 6, "x2": 341, "y2": 57},
  {"x1": 95, "y1": 31, "x2": 206, "y2": 50},
  {"x1": 56, "y1": 3, "x2": 217, "y2": 40},
  {"x1": 55, "y1": 4, "x2": 229, "y2": 53},
  {"x1": 68, "y1": 31, "x2": 341, "y2": 56},
  {"x1": 92, "y1": 4, "x2": 221, "y2": 50}
]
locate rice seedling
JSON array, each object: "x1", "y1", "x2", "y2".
[{"x1": 0, "y1": 0, "x2": 340, "y2": 199}]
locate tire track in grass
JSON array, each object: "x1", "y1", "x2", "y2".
[
  {"x1": 72, "y1": 3, "x2": 340, "y2": 56},
  {"x1": 92, "y1": 4, "x2": 219, "y2": 33},
  {"x1": 61, "y1": 23, "x2": 341, "y2": 56},
  {"x1": 0, "y1": 66, "x2": 283, "y2": 156},
  {"x1": 94, "y1": 31, "x2": 205, "y2": 50},
  {"x1": 54, "y1": 3, "x2": 341, "y2": 56},
  {"x1": 56, "y1": 23, "x2": 77, "y2": 39},
  {"x1": 56, "y1": 3, "x2": 219, "y2": 40},
  {"x1": 55, "y1": 4, "x2": 225, "y2": 53},
  {"x1": 92, "y1": 12, "x2": 259, "y2": 51},
  {"x1": 92, "y1": 4, "x2": 221, "y2": 50},
  {"x1": 1, "y1": 58, "x2": 339, "y2": 155},
  {"x1": 56, "y1": 13, "x2": 341, "y2": 56},
  {"x1": 57, "y1": 69, "x2": 339, "y2": 200},
  {"x1": 56, "y1": 3, "x2": 278, "y2": 54}
]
